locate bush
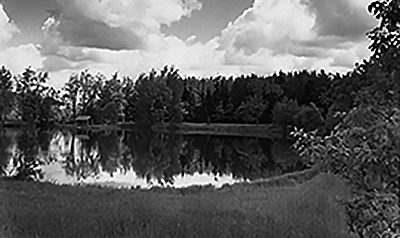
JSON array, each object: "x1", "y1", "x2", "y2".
[{"x1": 291, "y1": 105, "x2": 400, "y2": 237}]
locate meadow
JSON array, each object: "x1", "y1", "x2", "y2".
[{"x1": 0, "y1": 171, "x2": 357, "y2": 238}]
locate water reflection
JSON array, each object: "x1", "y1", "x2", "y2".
[
  {"x1": 0, "y1": 128, "x2": 306, "y2": 188},
  {"x1": 0, "y1": 130, "x2": 14, "y2": 176}
]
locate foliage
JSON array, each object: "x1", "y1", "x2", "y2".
[
  {"x1": 61, "y1": 74, "x2": 80, "y2": 121},
  {"x1": 273, "y1": 99, "x2": 324, "y2": 135},
  {"x1": 290, "y1": 2, "x2": 400, "y2": 237},
  {"x1": 164, "y1": 66, "x2": 184, "y2": 123},
  {"x1": 121, "y1": 76, "x2": 138, "y2": 122},
  {"x1": 367, "y1": 0, "x2": 400, "y2": 73},
  {"x1": 292, "y1": 105, "x2": 400, "y2": 237},
  {"x1": 0, "y1": 64, "x2": 348, "y2": 132},
  {"x1": 96, "y1": 73, "x2": 126, "y2": 124},
  {"x1": 14, "y1": 68, "x2": 60, "y2": 124},
  {"x1": 235, "y1": 93, "x2": 267, "y2": 124},
  {"x1": 134, "y1": 68, "x2": 173, "y2": 125},
  {"x1": 0, "y1": 66, "x2": 14, "y2": 124},
  {"x1": 61, "y1": 70, "x2": 102, "y2": 121}
]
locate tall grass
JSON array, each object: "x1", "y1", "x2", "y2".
[{"x1": 0, "y1": 173, "x2": 356, "y2": 238}]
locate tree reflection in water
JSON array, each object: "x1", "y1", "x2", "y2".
[
  {"x1": 0, "y1": 129, "x2": 56, "y2": 180},
  {"x1": 0, "y1": 128, "x2": 307, "y2": 186},
  {"x1": 0, "y1": 129, "x2": 14, "y2": 176}
]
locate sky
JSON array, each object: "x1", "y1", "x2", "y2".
[{"x1": 0, "y1": 0, "x2": 377, "y2": 88}]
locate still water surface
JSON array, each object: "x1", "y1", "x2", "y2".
[{"x1": 0, "y1": 128, "x2": 305, "y2": 188}]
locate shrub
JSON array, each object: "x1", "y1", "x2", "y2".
[{"x1": 291, "y1": 105, "x2": 400, "y2": 237}]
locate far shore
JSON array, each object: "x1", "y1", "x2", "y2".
[{"x1": 1, "y1": 120, "x2": 284, "y2": 138}]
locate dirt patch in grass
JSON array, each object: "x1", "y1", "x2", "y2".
[{"x1": 0, "y1": 173, "x2": 356, "y2": 238}]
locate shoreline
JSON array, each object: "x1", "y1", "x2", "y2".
[
  {"x1": 151, "y1": 122, "x2": 283, "y2": 139},
  {"x1": 2, "y1": 121, "x2": 284, "y2": 138}
]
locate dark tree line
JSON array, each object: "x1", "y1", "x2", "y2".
[{"x1": 0, "y1": 63, "x2": 363, "y2": 137}]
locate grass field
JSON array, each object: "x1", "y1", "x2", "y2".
[{"x1": 0, "y1": 172, "x2": 357, "y2": 238}]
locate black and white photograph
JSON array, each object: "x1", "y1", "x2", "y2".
[{"x1": 0, "y1": 0, "x2": 399, "y2": 237}]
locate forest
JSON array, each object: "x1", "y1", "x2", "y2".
[{"x1": 0, "y1": 49, "x2": 392, "y2": 136}]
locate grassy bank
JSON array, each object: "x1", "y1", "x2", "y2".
[{"x1": 0, "y1": 172, "x2": 357, "y2": 238}]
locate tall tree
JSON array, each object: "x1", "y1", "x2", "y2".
[
  {"x1": 134, "y1": 69, "x2": 172, "y2": 125},
  {"x1": 15, "y1": 68, "x2": 58, "y2": 124},
  {"x1": 96, "y1": 73, "x2": 126, "y2": 124},
  {"x1": 0, "y1": 66, "x2": 14, "y2": 126},
  {"x1": 235, "y1": 93, "x2": 267, "y2": 125},
  {"x1": 365, "y1": 0, "x2": 400, "y2": 107},
  {"x1": 121, "y1": 76, "x2": 137, "y2": 122},
  {"x1": 62, "y1": 74, "x2": 80, "y2": 121},
  {"x1": 61, "y1": 70, "x2": 102, "y2": 121},
  {"x1": 164, "y1": 66, "x2": 184, "y2": 123},
  {"x1": 367, "y1": 0, "x2": 400, "y2": 73}
]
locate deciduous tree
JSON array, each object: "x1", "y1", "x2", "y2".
[{"x1": 0, "y1": 66, "x2": 14, "y2": 126}]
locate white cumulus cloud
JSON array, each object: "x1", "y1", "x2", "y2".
[
  {"x1": 0, "y1": 4, "x2": 43, "y2": 75},
  {"x1": 216, "y1": 0, "x2": 376, "y2": 73},
  {"x1": 35, "y1": 0, "x2": 377, "y2": 88},
  {"x1": 42, "y1": 0, "x2": 202, "y2": 51},
  {"x1": 0, "y1": 44, "x2": 43, "y2": 73}
]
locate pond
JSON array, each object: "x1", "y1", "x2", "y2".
[{"x1": 0, "y1": 128, "x2": 306, "y2": 188}]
